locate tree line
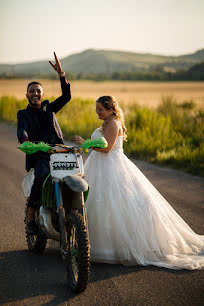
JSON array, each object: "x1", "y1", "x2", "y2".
[{"x1": 1, "y1": 63, "x2": 204, "y2": 81}]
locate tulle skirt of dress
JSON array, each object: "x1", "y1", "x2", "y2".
[{"x1": 84, "y1": 146, "x2": 204, "y2": 270}]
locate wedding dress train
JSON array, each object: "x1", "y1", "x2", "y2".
[{"x1": 84, "y1": 128, "x2": 204, "y2": 270}]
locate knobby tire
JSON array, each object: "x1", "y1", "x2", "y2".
[{"x1": 67, "y1": 211, "x2": 90, "y2": 293}]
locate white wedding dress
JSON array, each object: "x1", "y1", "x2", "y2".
[{"x1": 84, "y1": 127, "x2": 204, "y2": 270}]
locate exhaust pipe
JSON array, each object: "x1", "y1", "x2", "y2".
[{"x1": 39, "y1": 207, "x2": 60, "y2": 241}]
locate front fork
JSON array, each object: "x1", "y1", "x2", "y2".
[
  {"x1": 54, "y1": 179, "x2": 63, "y2": 211},
  {"x1": 54, "y1": 179, "x2": 68, "y2": 258}
]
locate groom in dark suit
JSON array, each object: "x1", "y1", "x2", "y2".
[{"x1": 17, "y1": 52, "x2": 71, "y2": 235}]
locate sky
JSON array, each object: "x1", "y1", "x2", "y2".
[{"x1": 0, "y1": 0, "x2": 204, "y2": 64}]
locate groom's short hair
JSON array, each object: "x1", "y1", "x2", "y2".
[{"x1": 27, "y1": 81, "x2": 43, "y2": 93}]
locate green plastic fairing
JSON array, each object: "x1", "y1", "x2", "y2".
[
  {"x1": 81, "y1": 137, "x2": 108, "y2": 150},
  {"x1": 18, "y1": 142, "x2": 51, "y2": 154}
]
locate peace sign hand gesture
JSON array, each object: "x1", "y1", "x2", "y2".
[{"x1": 49, "y1": 52, "x2": 63, "y2": 74}]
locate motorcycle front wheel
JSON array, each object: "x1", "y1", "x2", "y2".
[{"x1": 66, "y1": 211, "x2": 90, "y2": 293}]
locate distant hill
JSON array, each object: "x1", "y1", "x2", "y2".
[{"x1": 0, "y1": 48, "x2": 204, "y2": 77}]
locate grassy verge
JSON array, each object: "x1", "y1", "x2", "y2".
[{"x1": 0, "y1": 95, "x2": 203, "y2": 176}]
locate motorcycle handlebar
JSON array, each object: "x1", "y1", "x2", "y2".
[{"x1": 18, "y1": 137, "x2": 107, "y2": 155}]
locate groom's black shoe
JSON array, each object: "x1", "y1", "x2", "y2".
[{"x1": 27, "y1": 220, "x2": 38, "y2": 236}]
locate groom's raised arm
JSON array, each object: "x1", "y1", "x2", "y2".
[{"x1": 48, "y1": 52, "x2": 71, "y2": 113}]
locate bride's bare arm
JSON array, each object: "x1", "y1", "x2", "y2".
[
  {"x1": 93, "y1": 120, "x2": 120, "y2": 153},
  {"x1": 72, "y1": 135, "x2": 85, "y2": 145}
]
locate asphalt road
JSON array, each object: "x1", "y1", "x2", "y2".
[{"x1": 0, "y1": 122, "x2": 204, "y2": 306}]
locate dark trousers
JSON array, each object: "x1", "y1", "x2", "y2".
[{"x1": 27, "y1": 158, "x2": 50, "y2": 208}]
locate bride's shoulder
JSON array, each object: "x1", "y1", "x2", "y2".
[
  {"x1": 107, "y1": 118, "x2": 120, "y2": 127},
  {"x1": 106, "y1": 119, "x2": 123, "y2": 135}
]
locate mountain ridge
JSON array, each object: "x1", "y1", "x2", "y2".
[{"x1": 0, "y1": 48, "x2": 204, "y2": 76}]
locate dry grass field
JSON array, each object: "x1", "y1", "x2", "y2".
[{"x1": 0, "y1": 79, "x2": 204, "y2": 107}]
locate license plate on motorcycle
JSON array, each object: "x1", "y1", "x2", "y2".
[{"x1": 50, "y1": 153, "x2": 83, "y2": 179}]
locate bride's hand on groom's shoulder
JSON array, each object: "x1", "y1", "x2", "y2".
[{"x1": 72, "y1": 135, "x2": 85, "y2": 145}]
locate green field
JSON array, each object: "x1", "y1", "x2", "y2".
[{"x1": 0, "y1": 95, "x2": 203, "y2": 176}]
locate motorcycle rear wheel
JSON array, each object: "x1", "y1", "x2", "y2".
[
  {"x1": 66, "y1": 211, "x2": 90, "y2": 293},
  {"x1": 25, "y1": 204, "x2": 47, "y2": 253}
]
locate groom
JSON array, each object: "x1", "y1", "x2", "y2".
[{"x1": 17, "y1": 52, "x2": 71, "y2": 235}]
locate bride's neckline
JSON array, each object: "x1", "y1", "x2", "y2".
[{"x1": 96, "y1": 127, "x2": 123, "y2": 138}]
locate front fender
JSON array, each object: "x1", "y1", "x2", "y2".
[{"x1": 63, "y1": 175, "x2": 88, "y2": 192}]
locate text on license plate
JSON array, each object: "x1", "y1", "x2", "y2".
[{"x1": 52, "y1": 162, "x2": 78, "y2": 170}]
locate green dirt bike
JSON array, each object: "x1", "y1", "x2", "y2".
[{"x1": 18, "y1": 137, "x2": 107, "y2": 293}]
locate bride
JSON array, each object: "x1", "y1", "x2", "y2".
[{"x1": 73, "y1": 95, "x2": 204, "y2": 270}]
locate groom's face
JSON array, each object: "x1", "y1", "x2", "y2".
[
  {"x1": 96, "y1": 102, "x2": 112, "y2": 120},
  {"x1": 26, "y1": 84, "x2": 44, "y2": 108}
]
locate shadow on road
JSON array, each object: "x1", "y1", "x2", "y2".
[
  {"x1": 1, "y1": 248, "x2": 75, "y2": 305},
  {"x1": 0, "y1": 247, "x2": 197, "y2": 305}
]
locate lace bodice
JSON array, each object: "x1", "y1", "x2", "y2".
[{"x1": 91, "y1": 128, "x2": 123, "y2": 152}]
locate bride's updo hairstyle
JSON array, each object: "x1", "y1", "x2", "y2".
[{"x1": 96, "y1": 95, "x2": 127, "y2": 140}]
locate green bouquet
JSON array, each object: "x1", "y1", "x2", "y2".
[{"x1": 81, "y1": 137, "x2": 108, "y2": 150}]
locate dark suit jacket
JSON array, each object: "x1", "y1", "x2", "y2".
[{"x1": 17, "y1": 78, "x2": 71, "y2": 171}]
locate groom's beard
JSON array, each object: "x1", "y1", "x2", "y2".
[{"x1": 28, "y1": 98, "x2": 41, "y2": 108}]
